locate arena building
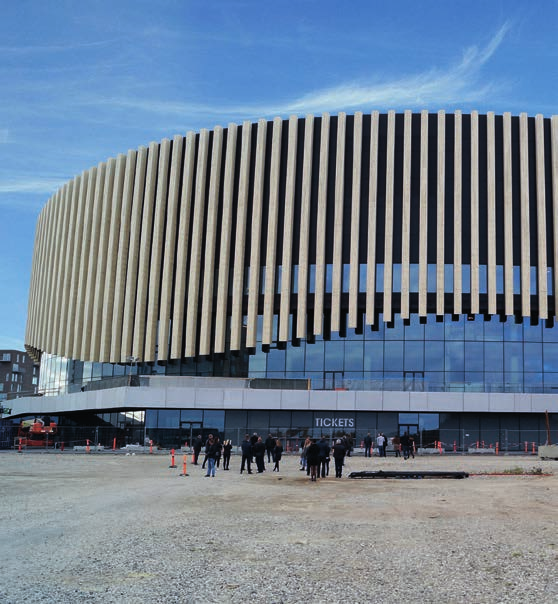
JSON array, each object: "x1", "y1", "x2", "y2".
[{"x1": 10, "y1": 110, "x2": 558, "y2": 450}]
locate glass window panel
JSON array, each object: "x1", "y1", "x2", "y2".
[
  {"x1": 286, "y1": 345, "x2": 305, "y2": 372},
  {"x1": 345, "y1": 341, "x2": 364, "y2": 371},
  {"x1": 181, "y1": 410, "x2": 203, "y2": 423},
  {"x1": 404, "y1": 341, "x2": 424, "y2": 371},
  {"x1": 462, "y1": 265, "x2": 470, "y2": 294},
  {"x1": 424, "y1": 341, "x2": 444, "y2": 371},
  {"x1": 524, "y1": 343, "x2": 542, "y2": 372},
  {"x1": 405, "y1": 314, "x2": 424, "y2": 340},
  {"x1": 464, "y1": 372, "x2": 484, "y2": 389},
  {"x1": 376, "y1": 264, "x2": 384, "y2": 292},
  {"x1": 445, "y1": 315, "x2": 464, "y2": 340},
  {"x1": 203, "y1": 410, "x2": 225, "y2": 432},
  {"x1": 465, "y1": 342, "x2": 484, "y2": 372},
  {"x1": 484, "y1": 315, "x2": 503, "y2": 341},
  {"x1": 544, "y1": 373, "x2": 558, "y2": 389},
  {"x1": 445, "y1": 341, "x2": 465, "y2": 371},
  {"x1": 267, "y1": 349, "x2": 286, "y2": 372},
  {"x1": 524, "y1": 372, "x2": 543, "y2": 389},
  {"x1": 249, "y1": 350, "x2": 267, "y2": 373},
  {"x1": 157, "y1": 410, "x2": 180, "y2": 428},
  {"x1": 496, "y1": 265, "x2": 504, "y2": 294},
  {"x1": 513, "y1": 265, "x2": 520, "y2": 294},
  {"x1": 419, "y1": 413, "x2": 439, "y2": 430},
  {"x1": 523, "y1": 321, "x2": 542, "y2": 342},
  {"x1": 359, "y1": 264, "x2": 367, "y2": 293},
  {"x1": 484, "y1": 342, "x2": 503, "y2": 372},
  {"x1": 484, "y1": 372, "x2": 504, "y2": 391},
  {"x1": 410, "y1": 264, "x2": 419, "y2": 292},
  {"x1": 305, "y1": 342, "x2": 324, "y2": 372},
  {"x1": 445, "y1": 264, "x2": 453, "y2": 293},
  {"x1": 384, "y1": 314, "x2": 405, "y2": 340},
  {"x1": 393, "y1": 264, "x2": 401, "y2": 293},
  {"x1": 479, "y1": 265, "x2": 487, "y2": 294},
  {"x1": 384, "y1": 341, "x2": 404, "y2": 371},
  {"x1": 543, "y1": 321, "x2": 558, "y2": 342},
  {"x1": 425, "y1": 315, "x2": 445, "y2": 340},
  {"x1": 145, "y1": 409, "x2": 158, "y2": 429},
  {"x1": 309, "y1": 265, "x2": 316, "y2": 294},
  {"x1": 504, "y1": 319, "x2": 523, "y2": 341},
  {"x1": 464, "y1": 314, "x2": 483, "y2": 341},
  {"x1": 427, "y1": 263, "x2": 436, "y2": 292},
  {"x1": 343, "y1": 264, "x2": 350, "y2": 293},
  {"x1": 366, "y1": 314, "x2": 385, "y2": 340},
  {"x1": 364, "y1": 341, "x2": 384, "y2": 371},
  {"x1": 399, "y1": 412, "x2": 419, "y2": 424},
  {"x1": 504, "y1": 342, "x2": 523, "y2": 373},
  {"x1": 325, "y1": 341, "x2": 345, "y2": 371}
]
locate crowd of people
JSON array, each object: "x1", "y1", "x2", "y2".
[{"x1": 190, "y1": 430, "x2": 415, "y2": 479}]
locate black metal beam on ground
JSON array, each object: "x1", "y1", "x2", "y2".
[{"x1": 348, "y1": 470, "x2": 469, "y2": 479}]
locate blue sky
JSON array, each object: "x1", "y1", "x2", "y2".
[{"x1": 0, "y1": 0, "x2": 556, "y2": 351}]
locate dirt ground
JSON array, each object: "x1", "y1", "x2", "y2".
[{"x1": 1, "y1": 451, "x2": 557, "y2": 603}]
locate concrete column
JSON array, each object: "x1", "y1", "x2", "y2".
[
  {"x1": 383, "y1": 110, "x2": 396, "y2": 322},
  {"x1": 470, "y1": 111, "x2": 480, "y2": 315},
  {"x1": 313, "y1": 113, "x2": 330, "y2": 336},
  {"x1": 552, "y1": 116, "x2": 558, "y2": 318},
  {"x1": 486, "y1": 113, "x2": 497, "y2": 315},
  {"x1": 365, "y1": 111, "x2": 379, "y2": 325},
  {"x1": 132, "y1": 143, "x2": 160, "y2": 361},
  {"x1": 400, "y1": 111, "x2": 412, "y2": 320},
  {"x1": 297, "y1": 115, "x2": 314, "y2": 339},
  {"x1": 279, "y1": 115, "x2": 298, "y2": 342},
  {"x1": 535, "y1": 114, "x2": 548, "y2": 319},
  {"x1": 185, "y1": 130, "x2": 209, "y2": 358},
  {"x1": 170, "y1": 133, "x2": 196, "y2": 359},
  {"x1": 418, "y1": 110, "x2": 429, "y2": 317},
  {"x1": 246, "y1": 119, "x2": 267, "y2": 348},
  {"x1": 215, "y1": 124, "x2": 238, "y2": 354},
  {"x1": 99, "y1": 154, "x2": 127, "y2": 362},
  {"x1": 230, "y1": 122, "x2": 252, "y2": 351},
  {"x1": 74, "y1": 165, "x2": 100, "y2": 360},
  {"x1": 262, "y1": 117, "x2": 283, "y2": 346},
  {"x1": 199, "y1": 127, "x2": 224, "y2": 356},
  {"x1": 110, "y1": 149, "x2": 138, "y2": 363},
  {"x1": 503, "y1": 113, "x2": 514, "y2": 316},
  {"x1": 121, "y1": 148, "x2": 148, "y2": 361},
  {"x1": 155, "y1": 136, "x2": 184, "y2": 362},
  {"x1": 348, "y1": 112, "x2": 363, "y2": 328},
  {"x1": 519, "y1": 113, "x2": 531, "y2": 317},
  {"x1": 453, "y1": 111, "x2": 463, "y2": 315},
  {"x1": 436, "y1": 110, "x2": 446, "y2": 316}
]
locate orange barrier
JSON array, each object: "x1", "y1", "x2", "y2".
[
  {"x1": 181, "y1": 455, "x2": 189, "y2": 476},
  {"x1": 532, "y1": 442, "x2": 536, "y2": 454},
  {"x1": 169, "y1": 448, "x2": 176, "y2": 468},
  {"x1": 86, "y1": 439, "x2": 90, "y2": 453},
  {"x1": 113, "y1": 438, "x2": 116, "y2": 451},
  {"x1": 453, "y1": 440, "x2": 457, "y2": 452},
  {"x1": 495, "y1": 442, "x2": 499, "y2": 455},
  {"x1": 525, "y1": 441, "x2": 528, "y2": 453}
]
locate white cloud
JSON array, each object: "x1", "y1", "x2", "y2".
[
  {"x1": 0, "y1": 178, "x2": 65, "y2": 194},
  {"x1": 89, "y1": 23, "x2": 512, "y2": 124}
]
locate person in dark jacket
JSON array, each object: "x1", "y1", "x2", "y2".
[
  {"x1": 240, "y1": 434, "x2": 253, "y2": 474},
  {"x1": 265, "y1": 434, "x2": 275, "y2": 463},
  {"x1": 204, "y1": 434, "x2": 219, "y2": 477},
  {"x1": 272, "y1": 439, "x2": 283, "y2": 472},
  {"x1": 306, "y1": 439, "x2": 321, "y2": 482},
  {"x1": 253, "y1": 436, "x2": 266, "y2": 473},
  {"x1": 364, "y1": 433, "x2": 373, "y2": 458},
  {"x1": 192, "y1": 434, "x2": 203, "y2": 465},
  {"x1": 222, "y1": 440, "x2": 233, "y2": 470},
  {"x1": 332, "y1": 439, "x2": 346, "y2": 478},
  {"x1": 317, "y1": 435, "x2": 330, "y2": 478}
]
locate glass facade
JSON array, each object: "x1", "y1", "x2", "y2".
[{"x1": 39, "y1": 312, "x2": 558, "y2": 395}]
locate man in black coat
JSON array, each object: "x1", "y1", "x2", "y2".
[
  {"x1": 265, "y1": 433, "x2": 275, "y2": 463},
  {"x1": 332, "y1": 439, "x2": 346, "y2": 478},
  {"x1": 317, "y1": 435, "x2": 330, "y2": 478},
  {"x1": 364, "y1": 433, "x2": 373, "y2": 458},
  {"x1": 240, "y1": 434, "x2": 253, "y2": 474},
  {"x1": 253, "y1": 436, "x2": 266, "y2": 473},
  {"x1": 192, "y1": 434, "x2": 203, "y2": 465}
]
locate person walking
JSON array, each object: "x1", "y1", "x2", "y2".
[
  {"x1": 332, "y1": 438, "x2": 346, "y2": 478},
  {"x1": 240, "y1": 434, "x2": 253, "y2": 474},
  {"x1": 272, "y1": 439, "x2": 283, "y2": 471},
  {"x1": 364, "y1": 433, "x2": 373, "y2": 458},
  {"x1": 300, "y1": 437, "x2": 311, "y2": 472},
  {"x1": 392, "y1": 434, "x2": 401, "y2": 458},
  {"x1": 401, "y1": 431, "x2": 410, "y2": 460},
  {"x1": 222, "y1": 439, "x2": 232, "y2": 470}
]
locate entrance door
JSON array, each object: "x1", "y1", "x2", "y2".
[
  {"x1": 399, "y1": 424, "x2": 419, "y2": 445},
  {"x1": 180, "y1": 422, "x2": 202, "y2": 448}
]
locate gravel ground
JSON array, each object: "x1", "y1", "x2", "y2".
[{"x1": 0, "y1": 451, "x2": 556, "y2": 604}]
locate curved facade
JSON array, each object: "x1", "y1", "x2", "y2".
[{"x1": 27, "y1": 111, "x2": 558, "y2": 369}]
